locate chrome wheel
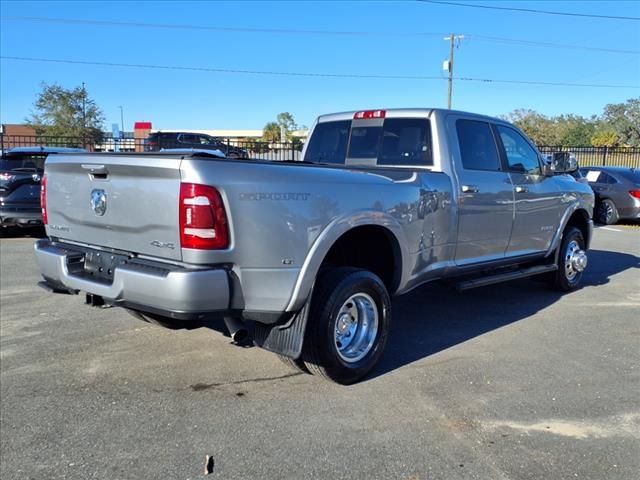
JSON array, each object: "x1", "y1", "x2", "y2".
[
  {"x1": 564, "y1": 240, "x2": 587, "y2": 282},
  {"x1": 334, "y1": 293, "x2": 379, "y2": 363}
]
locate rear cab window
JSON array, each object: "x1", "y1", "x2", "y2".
[
  {"x1": 304, "y1": 115, "x2": 433, "y2": 167},
  {"x1": 303, "y1": 120, "x2": 350, "y2": 164}
]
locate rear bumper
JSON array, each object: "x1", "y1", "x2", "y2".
[
  {"x1": 0, "y1": 206, "x2": 42, "y2": 227},
  {"x1": 34, "y1": 240, "x2": 230, "y2": 319},
  {"x1": 617, "y1": 204, "x2": 640, "y2": 220}
]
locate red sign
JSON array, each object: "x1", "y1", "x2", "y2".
[{"x1": 134, "y1": 122, "x2": 152, "y2": 130}]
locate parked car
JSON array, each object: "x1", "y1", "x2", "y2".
[
  {"x1": 580, "y1": 166, "x2": 640, "y2": 224},
  {"x1": 34, "y1": 108, "x2": 594, "y2": 384},
  {"x1": 0, "y1": 146, "x2": 85, "y2": 231},
  {"x1": 145, "y1": 132, "x2": 249, "y2": 158}
]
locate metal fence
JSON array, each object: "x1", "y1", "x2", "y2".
[
  {"x1": 2, "y1": 134, "x2": 639, "y2": 167},
  {"x1": 537, "y1": 145, "x2": 640, "y2": 168},
  {"x1": 0, "y1": 134, "x2": 303, "y2": 161}
]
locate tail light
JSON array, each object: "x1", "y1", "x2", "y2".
[
  {"x1": 629, "y1": 190, "x2": 640, "y2": 200},
  {"x1": 40, "y1": 174, "x2": 48, "y2": 225},
  {"x1": 179, "y1": 183, "x2": 229, "y2": 249}
]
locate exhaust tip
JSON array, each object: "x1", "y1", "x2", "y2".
[
  {"x1": 231, "y1": 328, "x2": 249, "y2": 343},
  {"x1": 223, "y1": 317, "x2": 249, "y2": 343}
]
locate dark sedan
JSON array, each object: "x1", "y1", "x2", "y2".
[
  {"x1": 580, "y1": 166, "x2": 640, "y2": 224},
  {"x1": 144, "y1": 132, "x2": 249, "y2": 158},
  {"x1": 0, "y1": 147, "x2": 85, "y2": 231}
]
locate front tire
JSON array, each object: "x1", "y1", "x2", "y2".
[
  {"x1": 302, "y1": 267, "x2": 391, "y2": 384},
  {"x1": 598, "y1": 199, "x2": 619, "y2": 225},
  {"x1": 549, "y1": 227, "x2": 587, "y2": 292}
]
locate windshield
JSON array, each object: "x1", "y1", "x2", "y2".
[{"x1": 0, "y1": 154, "x2": 47, "y2": 172}]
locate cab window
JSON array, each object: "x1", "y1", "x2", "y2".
[
  {"x1": 456, "y1": 119, "x2": 501, "y2": 171},
  {"x1": 378, "y1": 118, "x2": 432, "y2": 166},
  {"x1": 303, "y1": 120, "x2": 350, "y2": 164},
  {"x1": 348, "y1": 126, "x2": 382, "y2": 159},
  {"x1": 496, "y1": 125, "x2": 541, "y2": 175}
]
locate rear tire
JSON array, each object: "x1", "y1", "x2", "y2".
[
  {"x1": 302, "y1": 267, "x2": 391, "y2": 385},
  {"x1": 597, "y1": 199, "x2": 619, "y2": 225},
  {"x1": 549, "y1": 227, "x2": 587, "y2": 292},
  {"x1": 277, "y1": 354, "x2": 310, "y2": 374}
]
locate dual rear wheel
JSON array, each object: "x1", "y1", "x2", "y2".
[{"x1": 286, "y1": 267, "x2": 391, "y2": 385}]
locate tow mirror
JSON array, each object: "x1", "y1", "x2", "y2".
[{"x1": 551, "y1": 152, "x2": 578, "y2": 174}]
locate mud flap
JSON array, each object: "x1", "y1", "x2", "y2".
[{"x1": 252, "y1": 296, "x2": 311, "y2": 359}]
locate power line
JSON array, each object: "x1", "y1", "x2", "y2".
[
  {"x1": 468, "y1": 34, "x2": 640, "y2": 55},
  {"x1": 2, "y1": 55, "x2": 638, "y2": 89},
  {"x1": 0, "y1": 56, "x2": 442, "y2": 80},
  {"x1": 0, "y1": 15, "x2": 446, "y2": 37},
  {"x1": 1, "y1": 16, "x2": 638, "y2": 54},
  {"x1": 419, "y1": 0, "x2": 640, "y2": 21}
]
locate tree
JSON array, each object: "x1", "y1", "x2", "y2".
[
  {"x1": 556, "y1": 114, "x2": 597, "y2": 146},
  {"x1": 503, "y1": 109, "x2": 562, "y2": 145},
  {"x1": 276, "y1": 112, "x2": 298, "y2": 136},
  {"x1": 262, "y1": 112, "x2": 300, "y2": 143},
  {"x1": 590, "y1": 127, "x2": 619, "y2": 147},
  {"x1": 26, "y1": 83, "x2": 105, "y2": 142},
  {"x1": 601, "y1": 98, "x2": 640, "y2": 146},
  {"x1": 262, "y1": 121, "x2": 280, "y2": 143}
]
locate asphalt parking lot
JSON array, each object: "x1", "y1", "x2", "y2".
[{"x1": 1, "y1": 226, "x2": 638, "y2": 480}]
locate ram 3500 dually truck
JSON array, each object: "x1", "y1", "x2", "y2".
[{"x1": 34, "y1": 108, "x2": 594, "y2": 384}]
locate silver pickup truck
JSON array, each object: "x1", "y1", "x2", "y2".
[{"x1": 35, "y1": 108, "x2": 594, "y2": 384}]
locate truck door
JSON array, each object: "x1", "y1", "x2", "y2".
[
  {"x1": 493, "y1": 124, "x2": 562, "y2": 256},
  {"x1": 450, "y1": 117, "x2": 515, "y2": 265}
]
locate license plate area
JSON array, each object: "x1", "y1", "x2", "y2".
[
  {"x1": 64, "y1": 248, "x2": 131, "y2": 285},
  {"x1": 82, "y1": 250, "x2": 130, "y2": 284}
]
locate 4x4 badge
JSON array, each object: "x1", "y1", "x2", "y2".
[{"x1": 90, "y1": 189, "x2": 107, "y2": 216}]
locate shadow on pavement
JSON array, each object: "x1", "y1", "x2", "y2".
[
  {"x1": 369, "y1": 249, "x2": 639, "y2": 381},
  {"x1": 0, "y1": 226, "x2": 46, "y2": 239}
]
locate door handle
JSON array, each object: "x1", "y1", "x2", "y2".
[
  {"x1": 515, "y1": 186, "x2": 529, "y2": 193},
  {"x1": 461, "y1": 185, "x2": 480, "y2": 193},
  {"x1": 81, "y1": 164, "x2": 108, "y2": 174}
]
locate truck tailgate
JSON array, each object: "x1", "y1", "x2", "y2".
[{"x1": 44, "y1": 154, "x2": 182, "y2": 261}]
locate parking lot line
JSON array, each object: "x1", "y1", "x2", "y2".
[{"x1": 598, "y1": 226, "x2": 623, "y2": 232}]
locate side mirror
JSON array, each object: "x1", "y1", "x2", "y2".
[
  {"x1": 542, "y1": 162, "x2": 554, "y2": 177},
  {"x1": 552, "y1": 152, "x2": 578, "y2": 173}
]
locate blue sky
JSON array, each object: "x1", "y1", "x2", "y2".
[{"x1": 1, "y1": 0, "x2": 639, "y2": 131}]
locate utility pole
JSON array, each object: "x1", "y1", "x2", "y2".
[
  {"x1": 81, "y1": 82, "x2": 87, "y2": 148},
  {"x1": 118, "y1": 106, "x2": 125, "y2": 137},
  {"x1": 443, "y1": 34, "x2": 464, "y2": 109}
]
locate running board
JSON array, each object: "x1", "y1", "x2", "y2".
[{"x1": 455, "y1": 264, "x2": 558, "y2": 291}]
